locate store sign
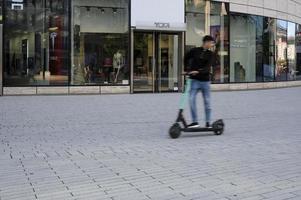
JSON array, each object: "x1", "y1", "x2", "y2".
[
  {"x1": 131, "y1": 0, "x2": 185, "y2": 29},
  {"x1": 135, "y1": 21, "x2": 186, "y2": 31},
  {"x1": 154, "y1": 22, "x2": 170, "y2": 29}
]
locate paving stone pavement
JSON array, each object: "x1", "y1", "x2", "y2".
[{"x1": 0, "y1": 87, "x2": 301, "y2": 200}]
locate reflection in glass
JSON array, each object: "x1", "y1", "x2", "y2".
[
  {"x1": 185, "y1": 0, "x2": 229, "y2": 83},
  {"x1": 71, "y1": 0, "x2": 129, "y2": 85},
  {"x1": 263, "y1": 18, "x2": 276, "y2": 81},
  {"x1": 230, "y1": 14, "x2": 262, "y2": 83},
  {"x1": 296, "y1": 25, "x2": 301, "y2": 80},
  {"x1": 4, "y1": 1, "x2": 69, "y2": 86},
  {"x1": 185, "y1": 0, "x2": 207, "y2": 14},
  {"x1": 287, "y1": 22, "x2": 296, "y2": 80},
  {"x1": 255, "y1": 16, "x2": 264, "y2": 82},
  {"x1": 210, "y1": 2, "x2": 229, "y2": 83},
  {"x1": 276, "y1": 20, "x2": 288, "y2": 81},
  {"x1": 133, "y1": 33, "x2": 154, "y2": 92}
]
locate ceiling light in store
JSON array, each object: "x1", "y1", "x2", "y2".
[{"x1": 221, "y1": 3, "x2": 227, "y2": 16}]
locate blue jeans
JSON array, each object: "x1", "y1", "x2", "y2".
[{"x1": 189, "y1": 79, "x2": 211, "y2": 124}]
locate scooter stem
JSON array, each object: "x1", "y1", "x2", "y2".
[{"x1": 179, "y1": 78, "x2": 192, "y2": 110}]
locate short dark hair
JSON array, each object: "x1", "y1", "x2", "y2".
[{"x1": 203, "y1": 35, "x2": 215, "y2": 43}]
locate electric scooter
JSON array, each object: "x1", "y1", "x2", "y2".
[{"x1": 169, "y1": 76, "x2": 225, "y2": 139}]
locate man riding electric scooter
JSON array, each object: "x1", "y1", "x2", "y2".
[{"x1": 184, "y1": 35, "x2": 215, "y2": 129}]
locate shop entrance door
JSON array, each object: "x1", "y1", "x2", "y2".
[{"x1": 133, "y1": 32, "x2": 181, "y2": 93}]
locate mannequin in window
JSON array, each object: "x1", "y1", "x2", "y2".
[
  {"x1": 84, "y1": 64, "x2": 93, "y2": 83},
  {"x1": 113, "y1": 50, "x2": 124, "y2": 83}
]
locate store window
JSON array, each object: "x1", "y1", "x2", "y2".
[
  {"x1": 255, "y1": 16, "x2": 264, "y2": 82},
  {"x1": 296, "y1": 24, "x2": 301, "y2": 80},
  {"x1": 230, "y1": 14, "x2": 263, "y2": 83},
  {"x1": 4, "y1": 0, "x2": 70, "y2": 86},
  {"x1": 276, "y1": 20, "x2": 288, "y2": 81},
  {"x1": 185, "y1": 0, "x2": 229, "y2": 83},
  {"x1": 0, "y1": 1, "x2": 2, "y2": 24},
  {"x1": 263, "y1": 18, "x2": 276, "y2": 82},
  {"x1": 71, "y1": 0, "x2": 129, "y2": 85},
  {"x1": 287, "y1": 22, "x2": 296, "y2": 80}
]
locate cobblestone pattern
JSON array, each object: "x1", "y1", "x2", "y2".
[{"x1": 0, "y1": 87, "x2": 301, "y2": 200}]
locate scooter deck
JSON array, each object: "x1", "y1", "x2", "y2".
[{"x1": 182, "y1": 127, "x2": 221, "y2": 133}]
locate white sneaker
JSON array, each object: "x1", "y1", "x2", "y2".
[{"x1": 188, "y1": 123, "x2": 200, "y2": 128}]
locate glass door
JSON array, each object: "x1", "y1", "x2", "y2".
[
  {"x1": 158, "y1": 34, "x2": 179, "y2": 92},
  {"x1": 133, "y1": 32, "x2": 180, "y2": 93},
  {"x1": 133, "y1": 33, "x2": 154, "y2": 92}
]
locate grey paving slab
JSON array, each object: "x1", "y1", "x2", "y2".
[{"x1": 1, "y1": 87, "x2": 301, "y2": 199}]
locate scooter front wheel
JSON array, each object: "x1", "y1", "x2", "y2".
[{"x1": 169, "y1": 123, "x2": 182, "y2": 139}]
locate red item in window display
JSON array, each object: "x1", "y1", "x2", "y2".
[
  {"x1": 104, "y1": 58, "x2": 113, "y2": 67},
  {"x1": 49, "y1": 16, "x2": 63, "y2": 75}
]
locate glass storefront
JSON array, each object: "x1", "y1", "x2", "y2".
[
  {"x1": 71, "y1": 0, "x2": 129, "y2": 85},
  {"x1": 4, "y1": 0, "x2": 69, "y2": 86},
  {"x1": 262, "y1": 18, "x2": 276, "y2": 82},
  {"x1": 229, "y1": 14, "x2": 298, "y2": 83},
  {"x1": 230, "y1": 14, "x2": 264, "y2": 83},
  {"x1": 185, "y1": 1, "x2": 301, "y2": 84},
  {"x1": 296, "y1": 25, "x2": 301, "y2": 80},
  {"x1": 3, "y1": 0, "x2": 129, "y2": 87},
  {"x1": 1, "y1": 0, "x2": 301, "y2": 92},
  {"x1": 133, "y1": 33, "x2": 154, "y2": 92},
  {"x1": 185, "y1": 0, "x2": 229, "y2": 83}
]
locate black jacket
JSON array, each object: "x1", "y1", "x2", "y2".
[{"x1": 184, "y1": 47, "x2": 214, "y2": 82}]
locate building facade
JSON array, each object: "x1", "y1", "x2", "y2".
[{"x1": 1, "y1": 0, "x2": 301, "y2": 95}]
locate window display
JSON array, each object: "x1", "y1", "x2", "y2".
[
  {"x1": 71, "y1": 0, "x2": 129, "y2": 85},
  {"x1": 4, "y1": 0, "x2": 69, "y2": 86}
]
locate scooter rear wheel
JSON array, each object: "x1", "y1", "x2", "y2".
[
  {"x1": 214, "y1": 129, "x2": 224, "y2": 135},
  {"x1": 169, "y1": 123, "x2": 182, "y2": 139}
]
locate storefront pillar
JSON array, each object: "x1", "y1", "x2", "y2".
[
  {"x1": 0, "y1": 24, "x2": 3, "y2": 96},
  {"x1": 130, "y1": 28, "x2": 134, "y2": 93}
]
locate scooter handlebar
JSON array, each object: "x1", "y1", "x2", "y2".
[{"x1": 182, "y1": 71, "x2": 199, "y2": 76}]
